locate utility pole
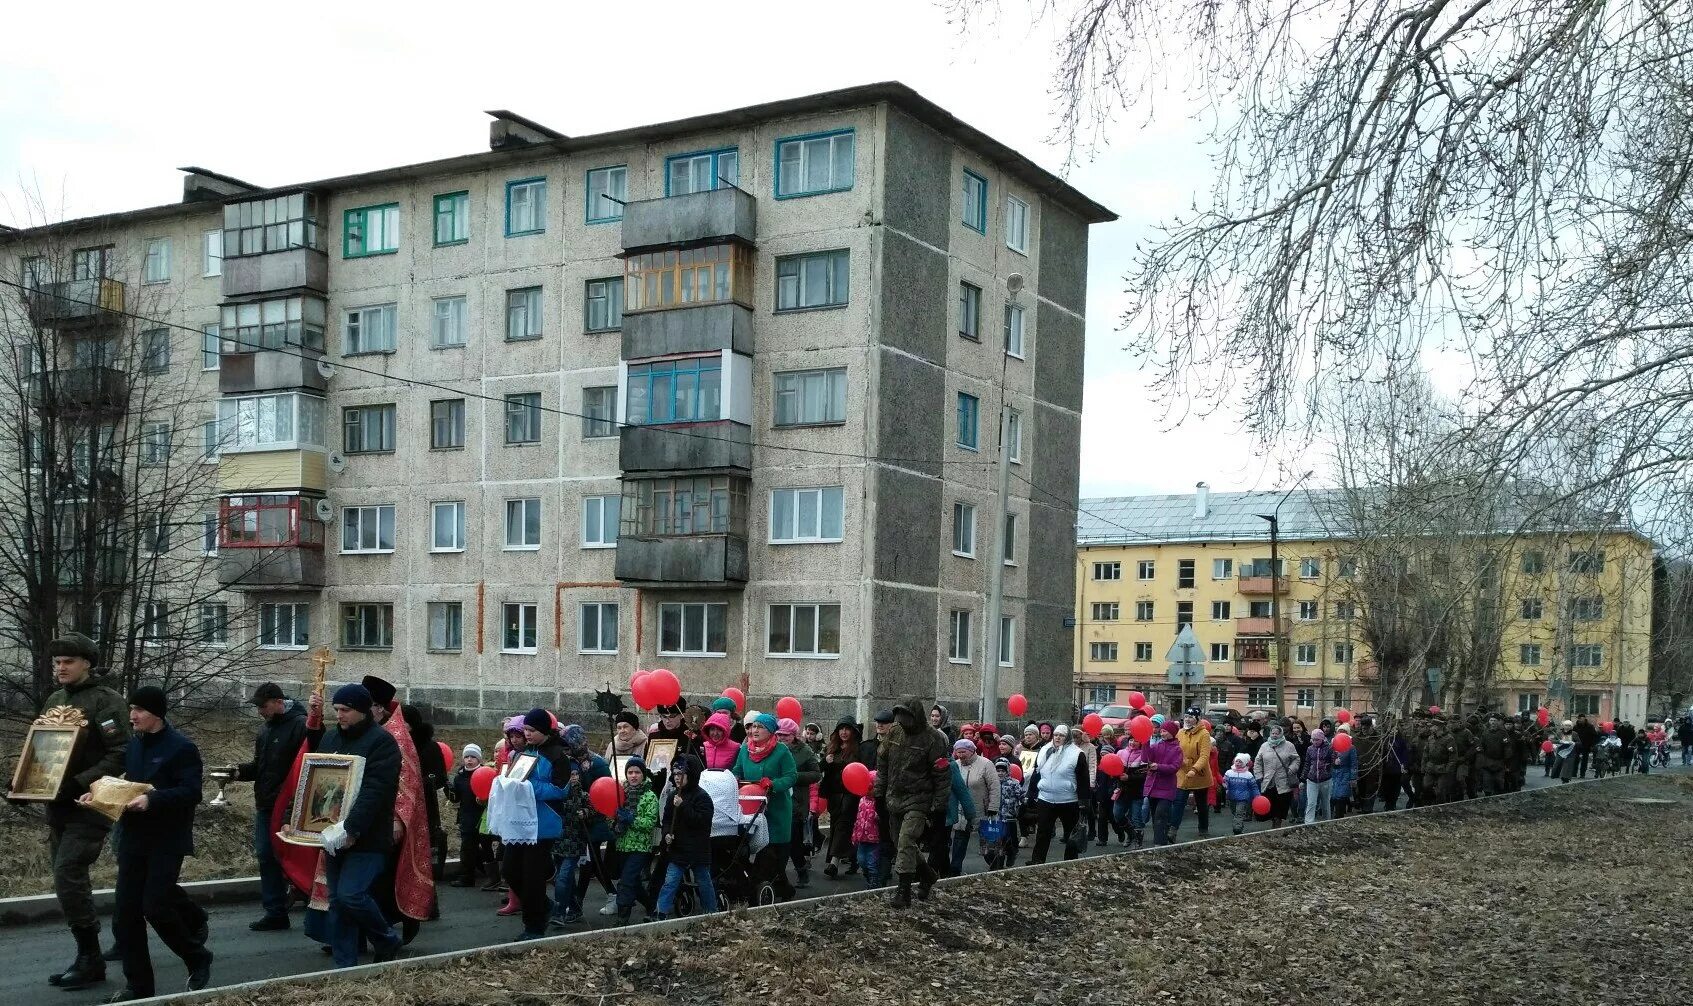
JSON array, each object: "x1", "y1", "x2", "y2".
[{"x1": 981, "y1": 402, "x2": 1013, "y2": 723}]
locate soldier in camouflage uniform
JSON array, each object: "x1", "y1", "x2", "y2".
[
  {"x1": 1418, "y1": 719, "x2": 1452, "y2": 805},
  {"x1": 1450, "y1": 715, "x2": 1478, "y2": 801},
  {"x1": 1476, "y1": 713, "x2": 1510, "y2": 796}
]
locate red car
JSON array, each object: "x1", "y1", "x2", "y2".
[{"x1": 1096, "y1": 704, "x2": 1136, "y2": 731}]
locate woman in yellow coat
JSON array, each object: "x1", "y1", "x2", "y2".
[{"x1": 1175, "y1": 707, "x2": 1215, "y2": 838}]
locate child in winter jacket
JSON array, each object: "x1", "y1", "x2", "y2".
[
  {"x1": 850, "y1": 770, "x2": 881, "y2": 888},
  {"x1": 1223, "y1": 753, "x2": 1261, "y2": 835},
  {"x1": 611, "y1": 757, "x2": 660, "y2": 921},
  {"x1": 986, "y1": 758, "x2": 1025, "y2": 869}
]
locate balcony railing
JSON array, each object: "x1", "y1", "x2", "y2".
[
  {"x1": 28, "y1": 278, "x2": 126, "y2": 327},
  {"x1": 1235, "y1": 616, "x2": 1290, "y2": 636},
  {"x1": 28, "y1": 366, "x2": 130, "y2": 416},
  {"x1": 51, "y1": 545, "x2": 128, "y2": 589},
  {"x1": 1235, "y1": 658, "x2": 1275, "y2": 679},
  {"x1": 218, "y1": 498, "x2": 325, "y2": 550},
  {"x1": 1237, "y1": 573, "x2": 1288, "y2": 594},
  {"x1": 622, "y1": 186, "x2": 757, "y2": 252},
  {"x1": 614, "y1": 532, "x2": 749, "y2": 588}
]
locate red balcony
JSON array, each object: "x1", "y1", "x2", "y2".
[
  {"x1": 216, "y1": 497, "x2": 325, "y2": 590},
  {"x1": 1235, "y1": 616, "x2": 1289, "y2": 635},
  {"x1": 1237, "y1": 574, "x2": 1288, "y2": 594},
  {"x1": 1236, "y1": 659, "x2": 1275, "y2": 679}
]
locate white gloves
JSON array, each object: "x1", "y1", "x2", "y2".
[{"x1": 319, "y1": 821, "x2": 349, "y2": 855}]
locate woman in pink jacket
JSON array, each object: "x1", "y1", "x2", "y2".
[
  {"x1": 1145, "y1": 720, "x2": 1184, "y2": 845},
  {"x1": 701, "y1": 711, "x2": 740, "y2": 771}
]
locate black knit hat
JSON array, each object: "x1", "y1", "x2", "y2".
[
  {"x1": 614, "y1": 710, "x2": 640, "y2": 729},
  {"x1": 128, "y1": 685, "x2": 167, "y2": 719}
]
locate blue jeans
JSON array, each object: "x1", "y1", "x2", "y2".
[
  {"x1": 254, "y1": 809, "x2": 289, "y2": 918},
  {"x1": 1167, "y1": 794, "x2": 1186, "y2": 830},
  {"x1": 324, "y1": 850, "x2": 399, "y2": 968},
  {"x1": 948, "y1": 829, "x2": 972, "y2": 876},
  {"x1": 550, "y1": 854, "x2": 578, "y2": 919},
  {"x1": 855, "y1": 841, "x2": 881, "y2": 887},
  {"x1": 615, "y1": 850, "x2": 650, "y2": 910},
  {"x1": 1683, "y1": 743, "x2": 1692, "y2": 766},
  {"x1": 654, "y1": 861, "x2": 717, "y2": 915}
]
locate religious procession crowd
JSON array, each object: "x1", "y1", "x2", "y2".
[{"x1": 15, "y1": 631, "x2": 1693, "y2": 1002}]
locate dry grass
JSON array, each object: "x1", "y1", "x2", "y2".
[{"x1": 188, "y1": 774, "x2": 1693, "y2": 1006}]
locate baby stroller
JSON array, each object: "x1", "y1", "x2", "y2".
[{"x1": 672, "y1": 794, "x2": 776, "y2": 915}]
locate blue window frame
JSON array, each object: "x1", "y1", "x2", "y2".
[
  {"x1": 585, "y1": 166, "x2": 627, "y2": 223},
  {"x1": 774, "y1": 129, "x2": 855, "y2": 198},
  {"x1": 626, "y1": 357, "x2": 723, "y2": 425},
  {"x1": 505, "y1": 177, "x2": 547, "y2": 236},
  {"x1": 957, "y1": 392, "x2": 980, "y2": 450},
  {"x1": 433, "y1": 191, "x2": 469, "y2": 246},
  {"x1": 665, "y1": 148, "x2": 740, "y2": 196},
  {"x1": 962, "y1": 169, "x2": 988, "y2": 233},
  {"x1": 343, "y1": 204, "x2": 399, "y2": 258}
]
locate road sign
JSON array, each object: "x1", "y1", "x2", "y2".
[
  {"x1": 1165, "y1": 625, "x2": 1200, "y2": 664},
  {"x1": 1166, "y1": 662, "x2": 1204, "y2": 685}
]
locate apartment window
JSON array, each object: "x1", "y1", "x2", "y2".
[
  {"x1": 344, "y1": 204, "x2": 399, "y2": 257},
  {"x1": 1249, "y1": 600, "x2": 1272, "y2": 618},
  {"x1": 1333, "y1": 642, "x2": 1355, "y2": 663},
  {"x1": 1136, "y1": 560, "x2": 1155, "y2": 580},
  {"x1": 1094, "y1": 561, "x2": 1121, "y2": 581},
  {"x1": 1297, "y1": 600, "x2": 1318, "y2": 621},
  {"x1": 201, "y1": 325, "x2": 222, "y2": 370},
  {"x1": 1088, "y1": 684, "x2": 1118, "y2": 704},
  {"x1": 1334, "y1": 601, "x2": 1355, "y2": 620},
  {"x1": 1295, "y1": 643, "x2": 1317, "y2": 665},
  {"x1": 776, "y1": 250, "x2": 849, "y2": 311},
  {"x1": 775, "y1": 130, "x2": 855, "y2": 197},
  {"x1": 1003, "y1": 304, "x2": 1025, "y2": 357},
  {"x1": 198, "y1": 603, "x2": 229, "y2": 646},
  {"x1": 949, "y1": 609, "x2": 972, "y2": 662},
  {"x1": 627, "y1": 358, "x2": 721, "y2": 424},
  {"x1": 1092, "y1": 641, "x2": 1120, "y2": 662},
  {"x1": 504, "y1": 393, "x2": 541, "y2": 444},
  {"x1": 505, "y1": 498, "x2": 541, "y2": 550},
  {"x1": 582, "y1": 495, "x2": 621, "y2": 548},
  {"x1": 773, "y1": 367, "x2": 846, "y2": 426},
  {"x1": 1570, "y1": 549, "x2": 1605, "y2": 574},
  {"x1": 666, "y1": 148, "x2": 739, "y2": 195},
  {"x1": 582, "y1": 386, "x2": 618, "y2": 438},
  {"x1": 1521, "y1": 550, "x2": 1545, "y2": 574},
  {"x1": 952, "y1": 502, "x2": 976, "y2": 557},
  {"x1": 1570, "y1": 596, "x2": 1605, "y2": 621},
  {"x1": 623, "y1": 244, "x2": 754, "y2": 312},
  {"x1": 1204, "y1": 686, "x2": 1228, "y2": 706},
  {"x1": 72, "y1": 245, "x2": 111, "y2": 280},
  {"x1": 141, "y1": 329, "x2": 170, "y2": 373},
  {"x1": 430, "y1": 399, "x2": 465, "y2": 449},
  {"x1": 505, "y1": 177, "x2": 547, "y2": 236},
  {"x1": 1210, "y1": 642, "x2": 1231, "y2": 662},
  {"x1": 142, "y1": 601, "x2": 168, "y2": 643},
  {"x1": 1295, "y1": 689, "x2": 1315, "y2": 708},
  {"x1": 1178, "y1": 559, "x2": 1196, "y2": 588},
  {"x1": 1241, "y1": 686, "x2": 1271, "y2": 706},
  {"x1": 659, "y1": 602, "x2": 728, "y2": 656},
  {"x1": 1004, "y1": 195, "x2": 1029, "y2": 253},
  {"x1": 140, "y1": 422, "x2": 171, "y2": 465},
  {"x1": 586, "y1": 166, "x2": 627, "y2": 223},
  {"x1": 1521, "y1": 597, "x2": 1543, "y2": 620},
  {"x1": 341, "y1": 504, "x2": 396, "y2": 553},
  {"x1": 506, "y1": 287, "x2": 542, "y2": 341},
  {"x1": 218, "y1": 393, "x2": 325, "y2": 453},
  {"x1": 961, "y1": 169, "x2": 988, "y2": 232},
  {"x1": 1300, "y1": 557, "x2": 1321, "y2": 579},
  {"x1": 143, "y1": 238, "x2": 171, "y2": 283},
  {"x1": 1518, "y1": 693, "x2": 1542, "y2": 713},
  {"x1": 202, "y1": 230, "x2": 222, "y2": 277},
  {"x1": 768, "y1": 603, "x2": 843, "y2": 657},
  {"x1": 1134, "y1": 641, "x2": 1154, "y2": 661},
  {"x1": 425, "y1": 190, "x2": 471, "y2": 246},
  {"x1": 957, "y1": 393, "x2": 980, "y2": 449},
  {"x1": 958, "y1": 282, "x2": 982, "y2": 340},
  {"x1": 770, "y1": 486, "x2": 844, "y2": 543},
  {"x1": 428, "y1": 602, "x2": 463, "y2": 651},
  {"x1": 1002, "y1": 512, "x2": 1017, "y2": 565},
  {"x1": 580, "y1": 602, "x2": 619, "y2": 654},
  {"x1": 1006, "y1": 409, "x2": 1022, "y2": 463},
  {"x1": 431, "y1": 501, "x2": 466, "y2": 551},
  {"x1": 1134, "y1": 600, "x2": 1154, "y2": 621},
  {"x1": 1571, "y1": 644, "x2": 1604, "y2": 668},
  {"x1": 344, "y1": 304, "x2": 396, "y2": 354},
  {"x1": 258, "y1": 603, "x2": 309, "y2": 649},
  {"x1": 343, "y1": 404, "x2": 396, "y2": 453},
  {"x1": 1176, "y1": 601, "x2": 1193, "y2": 628},
  {"x1": 998, "y1": 616, "x2": 1016, "y2": 667},
  {"x1": 431, "y1": 296, "x2": 468, "y2": 348},
  {"x1": 1570, "y1": 694, "x2": 1600, "y2": 716},
  {"x1": 222, "y1": 294, "x2": 328, "y2": 352},
  {"x1": 342, "y1": 603, "x2": 394, "y2": 650},
  {"x1": 501, "y1": 602, "x2": 539, "y2": 653},
  {"x1": 1211, "y1": 600, "x2": 1231, "y2": 620},
  {"x1": 1333, "y1": 688, "x2": 1346, "y2": 708},
  {"x1": 222, "y1": 193, "x2": 322, "y2": 257},
  {"x1": 1338, "y1": 556, "x2": 1358, "y2": 578},
  {"x1": 201, "y1": 514, "x2": 219, "y2": 555},
  {"x1": 142, "y1": 512, "x2": 171, "y2": 555},
  {"x1": 1092, "y1": 602, "x2": 1120, "y2": 621},
  {"x1": 585, "y1": 278, "x2": 624, "y2": 332},
  {"x1": 1212, "y1": 558, "x2": 1233, "y2": 579},
  {"x1": 1520, "y1": 644, "x2": 1542, "y2": 666}
]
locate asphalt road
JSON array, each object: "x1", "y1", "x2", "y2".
[{"x1": 9, "y1": 766, "x2": 1665, "y2": 1003}]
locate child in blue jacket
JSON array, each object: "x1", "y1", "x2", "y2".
[{"x1": 1222, "y1": 753, "x2": 1261, "y2": 835}]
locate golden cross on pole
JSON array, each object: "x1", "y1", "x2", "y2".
[{"x1": 309, "y1": 646, "x2": 335, "y2": 701}]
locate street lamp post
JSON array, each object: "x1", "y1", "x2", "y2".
[{"x1": 1257, "y1": 471, "x2": 1312, "y2": 717}]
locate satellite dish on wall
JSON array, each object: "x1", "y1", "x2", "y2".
[
  {"x1": 327, "y1": 452, "x2": 346, "y2": 474},
  {"x1": 1006, "y1": 273, "x2": 1025, "y2": 296},
  {"x1": 316, "y1": 358, "x2": 336, "y2": 380},
  {"x1": 313, "y1": 498, "x2": 333, "y2": 521}
]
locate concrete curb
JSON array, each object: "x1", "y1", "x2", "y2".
[{"x1": 122, "y1": 771, "x2": 1673, "y2": 1005}]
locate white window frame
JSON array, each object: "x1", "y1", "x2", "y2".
[
  {"x1": 341, "y1": 504, "x2": 396, "y2": 554},
  {"x1": 1211, "y1": 600, "x2": 1231, "y2": 620},
  {"x1": 582, "y1": 494, "x2": 621, "y2": 548},
  {"x1": 1520, "y1": 644, "x2": 1542, "y2": 666},
  {"x1": 769, "y1": 486, "x2": 845, "y2": 544},
  {"x1": 431, "y1": 501, "x2": 466, "y2": 552},
  {"x1": 948, "y1": 609, "x2": 972, "y2": 663},
  {"x1": 198, "y1": 603, "x2": 229, "y2": 646},
  {"x1": 1522, "y1": 598, "x2": 1544, "y2": 620},
  {"x1": 658, "y1": 602, "x2": 729, "y2": 657},
  {"x1": 1295, "y1": 643, "x2": 1317, "y2": 665},
  {"x1": 502, "y1": 602, "x2": 539, "y2": 654},
  {"x1": 1295, "y1": 688, "x2": 1315, "y2": 709},
  {"x1": 766, "y1": 602, "x2": 843, "y2": 658},
  {"x1": 1003, "y1": 303, "x2": 1025, "y2": 358},
  {"x1": 1212, "y1": 558, "x2": 1233, "y2": 579},
  {"x1": 141, "y1": 328, "x2": 170, "y2": 373},
  {"x1": 1135, "y1": 601, "x2": 1154, "y2": 621},
  {"x1": 1333, "y1": 642, "x2": 1355, "y2": 663},
  {"x1": 1571, "y1": 644, "x2": 1604, "y2": 668},
  {"x1": 258, "y1": 602, "x2": 310, "y2": 650},
  {"x1": 1004, "y1": 195, "x2": 1029, "y2": 254},
  {"x1": 1091, "y1": 602, "x2": 1120, "y2": 621},
  {"x1": 506, "y1": 286, "x2": 543, "y2": 341},
  {"x1": 1092, "y1": 641, "x2": 1121, "y2": 662},
  {"x1": 201, "y1": 324, "x2": 222, "y2": 370},
  {"x1": 201, "y1": 416, "x2": 220, "y2": 463},
  {"x1": 1247, "y1": 686, "x2": 1275, "y2": 706},
  {"x1": 140, "y1": 422, "x2": 171, "y2": 465},
  {"x1": 579, "y1": 601, "x2": 619, "y2": 654},
  {"x1": 586, "y1": 166, "x2": 628, "y2": 223},
  {"x1": 431, "y1": 295, "x2": 468, "y2": 348},
  {"x1": 504, "y1": 497, "x2": 541, "y2": 551},
  {"x1": 1137, "y1": 560, "x2": 1155, "y2": 580},
  {"x1": 428, "y1": 601, "x2": 463, "y2": 652},
  {"x1": 505, "y1": 392, "x2": 541, "y2": 444},
  {"x1": 202, "y1": 229, "x2": 222, "y2": 277},
  {"x1": 143, "y1": 238, "x2": 171, "y2": 284},
  {"x1": 582, "y1": 386, "x2": 618, "y2": 438},
  {"x1": 141, "y1": 600, "x2": 168, "y2": 644},
  {"x1": 1006, "y1": 408, "x2": 1022, "y2": 464},
  {"x1": 1002, "y1": 512, "x2": 1017, "y2": 566},
  {"x1": 1300, "y1": 557, "x2": 1321, "y2": 579},
  {"x1": 1093, "y1": 561, "x2": 1121, "y2": 581},
  {"x1": 344, "y1": 304, "x2": 397, "y2": 355},
  {"x1": 430, "y1": 398, "x2": 465, "y2": 449},
  {"x1": 1210, "y1": 642, "x2": 1231, "y2": 662},
  {"x1": 952, "y1": 501, "x2": 976, "y2": 557},
  {"x1": 1297, "y1": 600, "x2": 1319, "y2": 621},
  {"x1": 998, "y1": 615, "x2": 1015, "y2": 667}
]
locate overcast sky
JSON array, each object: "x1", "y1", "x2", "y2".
[{"x1": 0, "y1": 0, "x2": 1302, "y2": 502}]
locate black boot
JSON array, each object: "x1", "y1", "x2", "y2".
[
  {"x1": 890, "y1": 873, "x2": 913, "y2": 908},
  {"x1": 916, "y1": 864, "x2": 938, "y2": 902},
  {"x1": 56, "y1": 924, "x2": 106, "y2": 991}
]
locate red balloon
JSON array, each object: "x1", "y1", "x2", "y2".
[
  {"x1": 1251, "y1": 794, "x2": 1271, "y2": 816},
  {"x1": 776, "y1": 696, "x2": 803, "y2": 722},
  {"x1": 1200, "y1": 719, "x2": 1213, "y2": 732},
  {"x1": 646, "y1": 669, "x2": 682, "y2": 707},
  {"x1": 721, "y1": 687, "x2": 745, "y2": 712},
  {"x1": 1331, "y1": 733, "x2": 1353, "y2": 754},
  {"x1": 630, "y1": 669, "x2": 650, "y2": 690},
  {"x1": 1009, "y1": 763, "x2": 1024, "y2": 782},
  {"x1": 1428, "y1": 705, "x2": 1441, "y2": 715},
  {"x1": 1081, "y1": 713, "x2": 1104, "y2": 738},
  {"x1": 841, "y1": 761, "x2": 871, "y2": 797},
  {"x1": 469, "y1": 765, "x2": 496, "y2": 801},
  {"x1": 437, "y1": 741, "x2": 453, "y2": 772},
  {"x1": 1099, "y1": 752, "x2": 1125, "y2": 778},
  {"x1": 589, "y1": 775, "x2": 623, "y2": 817},
  {"x1": 1600, "y1": 720, "x2": 1614, "y2": 733},
  {"x1": 1128, "y1": 691, "x2": 1146, "y2": 710},
  {"x1": 1141, "y1": 704, "x2": 1156, "y2": 718},
  {"x1": 1129, "y1": 717, "x2": 1154, "y2": 744},
  {"x1": 1541, "y1": 740, "x2": 1555, "y2": 754},
  {"x1": 1007, "y1": 693, "x2": 1028, "y2": 717},
  {"x1": 1334, "y1": 708, "x2": 1352, "y2": 724},
  {"x1": 738, "y1": 783, "x2": 767, "y2": 816},
  {"x1": 631, "y1": 674, "x2": 656, "y2": 710},
  {"x1": 1536, "y1": 707, "x2": 1551, "y2": 728}
]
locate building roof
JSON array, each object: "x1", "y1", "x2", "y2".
[{"x1": 1, "y1": 81, "x2": 1116, "y2": 242}]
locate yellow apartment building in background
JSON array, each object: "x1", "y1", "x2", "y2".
[{"x1": 1073, "y1": 485, "x2": 1654, "y2": 723}]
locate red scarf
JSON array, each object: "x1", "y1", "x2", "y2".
[{"x1": 745, "y1": 734, "x2": 777, "y2": 763}]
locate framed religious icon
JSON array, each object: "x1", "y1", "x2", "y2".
[
  {"x1": 279, "y1": 753, "x2": 365, "y2": 847},
  {"x1": 611, "y1": 754, "x2": 634, "y2": 780},
  {"x1": 644, "y1": 738, "x2": 678, "y2": 777},
  {"x1": 9, "y1": 708, "x2": 86, "y2": 801},
  {"x1": 505, "y1": 753, "x2": 538, "y2": 781}
]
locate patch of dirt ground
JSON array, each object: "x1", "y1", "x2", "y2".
[{"x1": 190, "y1": 774, "x2": 1693, "y2": 1006}]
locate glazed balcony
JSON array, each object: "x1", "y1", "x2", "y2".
[{"x1": 28, "y1": 278, "x2": 126, "y2": 328}]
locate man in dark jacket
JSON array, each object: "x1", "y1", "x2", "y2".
[
  {"x1": 873, "y1": 698, "x2": 951, "y2": 907},
  {"x1": 233, "y1": 682, "x2": 307, "y2": 930},
  {"x1": 97, "y1": 687, "x2": 213, "y2": 1002},
  {"x1": 1476, "y1": 714, "x2": 1510, "y2": 796},
  {"x1": 309, "y1": 684, "x2": 403, "y2": 967},
  {"x1": 653, "y1": 754, "x2": 716, "y2": 918},
  {"x1": 1574, "y1": 714, "x2": 1599, "y2": 777}
]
